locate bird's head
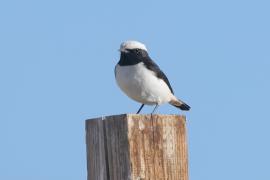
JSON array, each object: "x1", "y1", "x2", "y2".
[{"x1": 119, "y1": 41, "x2": 149, "y2": 63}]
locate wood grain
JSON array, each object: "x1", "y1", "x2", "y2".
[{"x1": 86, "y1": 114, "x2": 188, "y2": 180}]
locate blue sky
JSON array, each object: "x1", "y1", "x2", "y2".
[{"x1": 0, "y1": 0, "x2": 270, "y2": 179}]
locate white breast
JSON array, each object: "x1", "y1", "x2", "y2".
[{"x1": 115, "y1": 62, "x2": 173, "y2": 105}]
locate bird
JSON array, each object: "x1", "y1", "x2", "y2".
[{"x1": 115, "y1": 40, "x2": 190, "y2": 114}]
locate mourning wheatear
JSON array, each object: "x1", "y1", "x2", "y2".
[{"x1": 115, "y1": 40, "x2": 190, "y2": 114}]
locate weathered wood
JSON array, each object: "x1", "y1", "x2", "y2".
[{"x1": 86, "y1": 114, "x2": 188, "y2": 180}]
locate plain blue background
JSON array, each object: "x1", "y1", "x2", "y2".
[{"x1": 1, "y1": 0, "x2": 269, "y2": 179}]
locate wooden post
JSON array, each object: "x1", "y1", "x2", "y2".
[{"x1": 85, "y1": 114, "x2": 188, "y2": 180}]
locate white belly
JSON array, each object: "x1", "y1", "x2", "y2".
[{"x1": 115, "y1": 63, "x2": 173, "y2": 105}]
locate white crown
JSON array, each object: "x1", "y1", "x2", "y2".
[{"x1": 120, "y1": 41, "x2": 147, "y2": 52}]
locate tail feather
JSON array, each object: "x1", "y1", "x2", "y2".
[{"x1": 170, "y1": 99, "x2": 191, "y2": 111}]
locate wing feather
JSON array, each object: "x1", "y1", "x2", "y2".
[{"x1": 142, "y1": 57, "x2": 174, "y2": 94}]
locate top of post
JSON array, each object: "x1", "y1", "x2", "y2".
[{"x1": 86, "y1": 114, "x2": 186, "y2": 122}]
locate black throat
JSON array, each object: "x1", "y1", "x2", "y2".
[{"x1": 118, "y1": 52, "x2": 143, "y2": 66}]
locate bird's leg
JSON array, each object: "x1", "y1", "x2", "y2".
[
  {"x1": 136, "y1": 104, "x2": 145, "y2": 114},
  {"x1": 150, "y1": 104, "x2": 159, "y2": 121},
  {"x1": 151, "y1": 104, "x2": 159, "y2": 115}
]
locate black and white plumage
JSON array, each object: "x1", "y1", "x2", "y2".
[{"x1": 115, "y1": 40, "x2": 190, "y2": 114}]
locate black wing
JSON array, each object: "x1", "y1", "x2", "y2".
[{"x1": 142, "y1": 57, "x2": 174, "y2": 94}]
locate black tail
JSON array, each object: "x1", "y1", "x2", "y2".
[
  {"x1": 174, "y1": 103, "x2": 190, "y2": 111},
  {"x1": 170, "y1": 99, "x2": 191, "y2": 111}
]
